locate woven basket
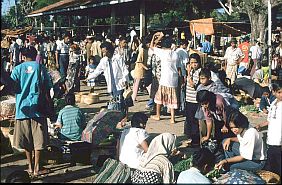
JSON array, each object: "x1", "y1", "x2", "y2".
[
  {"x1": 0, "y1": 98, "x2": 16, "y2": 117},
  {"x1": 0, "y1": 118, "x2": 15, "y2": 138},
  {"x1": 74, "y1": 93, "x2": 81, "y2": 103},
  {"x1": 256, "y1": 170, "x2": 281, "y2": 184},
  {"x1": 83, "y1": 93, "x2": 100, "y2": 105}
]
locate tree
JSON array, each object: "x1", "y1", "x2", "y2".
[{"x1": 231, "y1": 0, "x2": 282, "y2": 43}]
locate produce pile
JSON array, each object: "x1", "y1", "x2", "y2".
[
  {"x1": 173, "y1": 154, "x2": 221, "y2": 181},
  {"x1": 239, "y1": 104, "x2": 259, "y2": 114},
  {"x1": 53, "y1": 98, "x2": 67, "y2": 116}
]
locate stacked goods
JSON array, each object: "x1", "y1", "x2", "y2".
[{"x1": 0, "y1": 96, "x2": 16, "y2": 118}]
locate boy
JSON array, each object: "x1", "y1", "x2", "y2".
[
  {"x1": 259, "y1": 87, "x2": 276, "y2": 114},
  {"x1": 54, "y1": 93, "x2": 86, "y2": 141},
  {"x1": 256, "y1": 83, "x2": 281, "y2": 176}
]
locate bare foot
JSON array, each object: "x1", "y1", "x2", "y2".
[
  {"x1": 150, "y1": 115, "x2": 160, "y2": 121},
  {"x1": 170, "y1": 119, "x2": 175, "y2": 124}
]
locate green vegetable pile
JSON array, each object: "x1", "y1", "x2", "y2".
[
  {"x1": 173, "y1": 155, "x2": 193, "y2": 173},
  {"x1": 99, "y1": 134, "x2": 116, "y2": 146},
  {"x1": 239, "y1": 105, "x2": 259, "y2": 113},
  {"x1": 206, "y1": 167, "x2": 221, "y2": 181}
]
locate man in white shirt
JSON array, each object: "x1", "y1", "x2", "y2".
[
  {"x1": 249, "y1": 40, "x2": 262, "y2": 77},
  {"x1": 175, "y1": 40, "x2": 189, "y2": 113},
  {"x1": 224, "y1": 38, "x2": 244, "y2": 84},
  {"x1": 56, "y1": 34, "x2": 70, "y2": 81},
  {"x1": 86, "y1": 42, "x2": 130, "y2": 118},
  {"x1": 118, "y1": 112, "x2": 149, "y2": 169}
]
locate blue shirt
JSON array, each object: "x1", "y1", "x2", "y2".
[
  {"x1": 56, "y1": 105, "x2": 86, "y2": 141},
  {"x1": 201, "y1": 41, "x2": 212, "y2": 54},
  {"x1": 10, "y1": 61, "x2": 52, "y2": 119}
]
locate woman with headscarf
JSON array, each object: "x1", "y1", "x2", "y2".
[{"x1": 131, "y1": 133, "x2": 176, "y2": 184}]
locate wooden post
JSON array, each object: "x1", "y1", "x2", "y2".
[
  {"x1": 140, "y1": 0, "x2": 146, "y2": 38},
  {"x1": 193, "y1": 23, "x2": 196, "y2": 49}
]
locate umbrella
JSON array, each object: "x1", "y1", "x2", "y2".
[
  {"x1": 234, "y1": 77, "x2": 265, "y2": 99},
  {"x1": 214, "y1": 169, "x2": 265, "y2": 184},
  {"x1": 81, "y1": 110, "x2": 123, "y2": 146}
]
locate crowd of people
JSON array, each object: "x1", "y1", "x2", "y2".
[{"x1": 1, "y1": 28, "x2": 281, "y2": 183}]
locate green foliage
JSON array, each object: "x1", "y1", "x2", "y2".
[
  {"x1": 173, "y1": 155, "x2": 193, "y2": 172},
  {"x1": 206, "y1": 168, "x2": 221, "y2": 181}
]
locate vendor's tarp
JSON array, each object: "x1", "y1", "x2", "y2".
[
  {"x1": 190, "y1": 18, "x2": 214, "y2": 36},
  {"x1": 81, "y1": 110, "x2": 123, "y2": 146},
  {"x1": 234, "y1": 77, "x2": 266, "y2": 99}
]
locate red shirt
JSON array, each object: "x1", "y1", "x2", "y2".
[{"x1": 239, "y1": 42, "x2": 250, "y2": 63}]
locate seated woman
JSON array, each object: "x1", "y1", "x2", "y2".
[
  {"x1": 215, "y1": 110, "x2": 267, "y2": 172},
  {"x1": 54, "y1": 93, "x2": 86, "y2": 141},
  {"x1": 131, "y1": 133, "x2": 177, "y2": 184},
  {"x1": 177, "y1": 148, "x2": 215, "y2": 184},
  {"x1": 118, "y1": 112, "x2": 149, "y2": 169}
]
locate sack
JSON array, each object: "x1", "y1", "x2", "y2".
[
  {"x1": 123, "y1": 87, "x2": 133, "y2": 99},
  {"x1": 93, "y1": 158, "x2": 131, "y2": 183},
  {"x1": 214, "y1": 169, "x2": 265, "y2": 184},
  {"x1": 131, "y1": 169, "x2": 162, "y2": 184}
]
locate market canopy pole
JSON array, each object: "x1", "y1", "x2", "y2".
[{"x1": 268, "y1": 0, "x2": 272, "y2": 84}]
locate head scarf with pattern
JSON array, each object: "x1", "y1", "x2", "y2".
[{"x1": 139, "y1": 133, "x2": 176, "y2": 167}]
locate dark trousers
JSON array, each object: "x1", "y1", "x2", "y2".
[
  {"x1": 59, "y1": 55, "x2": 69, "y2": 81},
  {"x1": 264, "y1": 145, "x2": 281, "y2": 176},
  {"x1": 184, "y1": 102, "x2": 200, "y2": 144}
]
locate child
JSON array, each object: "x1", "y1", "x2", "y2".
[
  {"x1": 259, "y1": 87, "x2": 276, "y2": 114},
  {"x1": 256, "y1": 83, "x2": 281, "y2": 176},
  {"x1": 85, "y1": 56, "x2": 98, "y2": 93}
]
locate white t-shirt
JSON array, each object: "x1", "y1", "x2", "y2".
[
  {"x1": 224, "y1": 46, "x2": 244, "y2": 65},
  {"x1": 267, "y1": 100, "x2": 281, "y2": 146},
  {"x1": 119, "y1": 127, "x2": 149, "y2": 169},
  {"x1": 175, "y1": 48, "x2": 188, "y2": 77},
  {"x1": 177, "y1": 167, "x2": 211, "y2": 184},
  {"x1": 249, "y1": 45, "x2": 262, "y2": 60},
  {"x1": 154, "y1": 47, "x2": 180, "y2": 87},
  {"x1": 237, "y1": 127, "x2": 267, "y2": 160}
]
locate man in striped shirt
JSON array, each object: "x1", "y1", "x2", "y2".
[{"x1": 55, "y1": 94, "x2": 86, "y2": 141}]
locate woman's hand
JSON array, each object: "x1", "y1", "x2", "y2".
[
  {"x1": 215, "y1": 159, "x2": 228, "y2": 170},
  {"x1": 201, "y1": 136, "x2": 210, "y2": 143},
  {"x1": 223, "y1": 138, "x2": 231, "y2": 151}
]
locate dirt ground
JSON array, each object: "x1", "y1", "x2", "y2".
[{"x1": 0, "y1": 81, "x2": 267, "y2": 183}]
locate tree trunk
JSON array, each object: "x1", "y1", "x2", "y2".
[{"x1": 248, "y1": 11, "x2": 267, "y2": 45}]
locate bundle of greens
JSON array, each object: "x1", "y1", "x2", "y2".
[
  {"x1": 206, "y1": 168, "x2": 221, "y2": 181},
  {"x1": 239, "y1": 105, "x2": 259, "y2": 114},
  {"x1": 173, "y1": 155, "x2": 193, "y2": 173},
  {"x1": 53, "y1": 98, "x2": 67, "y2": 115}
]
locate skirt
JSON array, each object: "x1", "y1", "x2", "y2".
[
  {"x1": 226, "y1": 64, "x2": 238, "y2": 84},
  {"x1": 154, "y1": 85, "x2": 178, "y2": 109}
]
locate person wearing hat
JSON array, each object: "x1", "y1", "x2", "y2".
[
  {"x1": 249, "y1": 39, "x2": 263, "y2": 77},
  {"x1": 223, "y1": 38, "x2": 244, "y2": 84}
]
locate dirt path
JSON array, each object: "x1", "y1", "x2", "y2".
[{"x1": 0, "y1": 81, "x2": 267, "y2": 183}]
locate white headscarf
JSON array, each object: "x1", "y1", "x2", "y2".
[{"x1": 139, "y1": 133, "x2": 176, "y2": 167}]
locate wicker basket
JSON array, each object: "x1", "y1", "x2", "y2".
[
  {"x1": 0, "y1": 97, "x2": 16, "y2": 117},
  {"x1": 74, "y1": 93, "x2": 81, "y2": 103},
  {"x1": 256, "y1": 170, "x2": 281, "y2": 184},
  {"x1": 79, "y1": 92, "x2": 89, "y2": 103},
  {"x1": 0, "y1": 118, "x2": 15, "y2": 138},
  {"x1": 83, "y1": 93, "x2": 100, "y2": 105}
]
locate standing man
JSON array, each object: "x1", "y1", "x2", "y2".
[
  {"x1": 86, "y1": 36, "x2": 93, "y2": 65},
  {"x1": 200, "y1": 35, "x2": 212, "y2": 55},
  {"x1": 176, "y1": 39, "x2": 189, "y2": 113},
  {"x1": 224, "y1": 38, "x2": 244, "y2": 84},
  {"x1": 9, "y1": 37, "x2": 21, "y2": 69},
  {"x1": 10, "y1": 46, "x2": 52, "y2": 177},
  {"x1": 238, "y1": 36, "x2": 250, "y2": 74},
  {"x1": 249, "y1": 39, "x2": 262, "y2": 77},
  {"x1": 56, "y1": 34, "x2": 70, "y2": 81},
  {"x1": 86, "y1": 42, "x2": 130, "y2": 118}
]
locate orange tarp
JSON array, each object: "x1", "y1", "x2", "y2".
[{"x1": 189, "y1": 18, "x2": 214, "y2": 36}]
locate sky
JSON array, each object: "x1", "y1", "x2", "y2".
[{"x1": 1, "y1": 0, "x2": 15, "y2": 15}]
